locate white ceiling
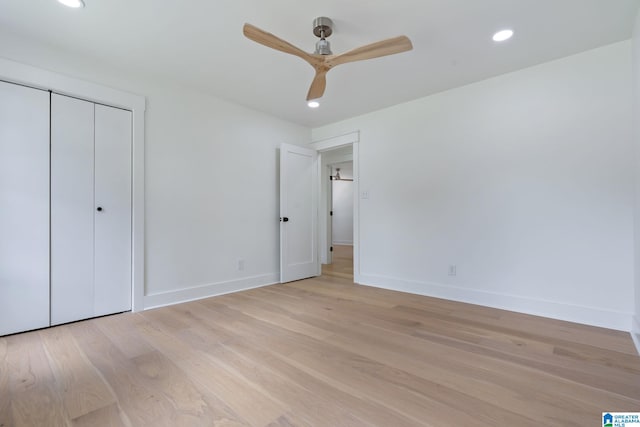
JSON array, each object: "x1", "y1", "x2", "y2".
[{"x1": 0, "y1": 0, "x2": 637, "y2": 127}]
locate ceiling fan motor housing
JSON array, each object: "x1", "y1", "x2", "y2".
[
  {"x1": 315, "y1": 39, "x2": 332, "y2": 55},
  {"x1": 313, "y1": 17, "x2": 333, "y2": 55}
]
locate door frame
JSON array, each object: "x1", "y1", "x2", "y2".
[
  {"x1": 311, "y1": 131, "x2": 360, "y2": 283},
  {"x1": 327, "y1": 165, "x2": 333, "y2": 265},
  {"x1": 0, "y1": 57, "x2": 146, "y2": 312}
]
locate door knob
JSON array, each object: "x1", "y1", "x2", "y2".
[
  {"x1": 280, "y1": 217, "x2": 289, "y2": 222},
  {"x1": 96, "y1": 207, "x2": 103, "y2": 212}
]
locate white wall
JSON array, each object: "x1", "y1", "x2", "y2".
[
  {"x1": 332, "y1": 162, "x2": 354, "y2": 245},
  {"x1": 142, "y1": 87, "x2": 308, "y2": 307},
  {"x1": 314, "y1": 41, "x2": 635, "y2": 331},
  {"x1": 633, "y1": 11, "x2": 640, "y2": 350},
  {"x1": 0, "y1": 32, "x2": 310, "y2": 308}
]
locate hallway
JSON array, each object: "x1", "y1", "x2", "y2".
[{"x1": 321, "y1": 245, "x2": 353, "y2": 280}]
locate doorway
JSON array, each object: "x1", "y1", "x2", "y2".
[
  {"x1": 305, "y1": 130, "x2": 360, "y2": 283},
  {"x1": 324, "y1": 161, "x2": 354, "y2": 279},
  {"x1": 318, "y1": 146, "x2": 355, "y2": 281}
]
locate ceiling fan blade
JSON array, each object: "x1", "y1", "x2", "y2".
[
  {"x1": 329, "y1": 36, "x2": 413, "y2": 67},
  {"x1": 306, "y1": 71, "x2": 327, "y2": 101},
  {"x1": 243, "y1": 23, "x2": 315, "y2": 64}
]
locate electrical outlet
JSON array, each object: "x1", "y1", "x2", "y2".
[
  {"x1": 361, "y1": 190, "x2": 369, "y2": 199},
  {"x1": 448, "y1": 265, "x2": 457, "y2": 276},
  {"x1": 237, "y1": 258, "x2": 245, "y2": 271}
]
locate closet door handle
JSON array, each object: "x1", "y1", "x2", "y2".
[{"x1": 96, "y1": 207, "x2": 103, "y2": 212}]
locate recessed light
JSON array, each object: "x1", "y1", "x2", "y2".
[
  {"x1": 307, "y1": 100, "x2": 320, "y2": 109},
  {"x1": 493, "y1": 29, "x2": 513, "y2": 42},
  {"x1": 57, "y1": 0, "x2": 85, "y2": 8}
]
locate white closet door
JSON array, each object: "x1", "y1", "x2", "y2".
[
  {"x1": 50, "y1": 94, "x2": 95, "y2": 325},
  {"x1": 94, "y1": 104, "x2": 132, "y2": 316},
  {"x1": 0, "y1": 81, "x2": 50, "y2": 335}
]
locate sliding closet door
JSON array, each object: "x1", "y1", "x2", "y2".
[
  {"x1": 0, "y1": 81, "x2": 50, "y2": 335},
  {"x1": 51, "y1": 94, "x2": 95, "y2": 325},
  {"x1": 94, "y1": 104, "x2": 132, "y2": 316}
]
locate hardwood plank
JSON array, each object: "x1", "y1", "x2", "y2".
[
  {"x1": 0, "y1": 337, "x2": 12, "y2": 427},
  {"x1": 396, "y1": 304, "x2": 640, "y2": 374},
  {"x1": 285, "y1": 279, "x2": 397, "y2": 308},
  {"x1": 40, "y1": 325, "x2": 116, "y2": 419},
  {"x1": 71, "y1": 403, "x2": 131, "y2": 427},
  {"x1": 285, "y1": 332, "x2": 540, "y2": 426},
  {"x1": 6, "y1": 331, "x2": 67, "y2": 427},
  {"x1": 181, "y1": 349, "x2": 285, "y2": 427},
  {"x1": 92, "y1": 312, "x2": 155, "y2": 359},
  {"x1": 131, "y1": 350, "x2": 241, "y2": 427},
  {"x1": 223, "y1": 338, "x2": 427, "y2": 427},
  {"x1": 364, "y1": 285, "x2": 637, "y2": 355},
  {"x1": 69, "y1": 321, "x2": 180, "y2": 427},
  {"x1": 323, "y1": 320, "x2": 634, "y2": 425},
  {"x1": 215, "y1": 293, "x2": 333, "y2": 341},
  {"x1": 71, "y1": 320, "x2": 248, "y2": 427},
  {"x1": 213, "y1": 343, "x2": 368, "y2": 427},
  {"x1": 266, "y1": 414, "x2": 311, "y2": 427},
  {"x1": 131, "y1": 315, "x2": 255, "y2": 426},
  {"x1": 11, "y1": 386, "x2": 68, "y2": 427}
]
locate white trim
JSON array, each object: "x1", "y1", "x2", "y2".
[
  {"x1": 632, "y1": 316, "x2": 640, "y2": 355},
  {"x1": 0, "y1": 57, "x2": 146, "y2": 312},
  {"x1": 144, "y1": 273, "x2": 279, "y2": 309},
  {"x1": 317, "y1": 157, "x2": 329, "y2": 264},
  {"x1": 352, "y1": 141, "x2": 360, "y2": 283},
  {"x1": 311, "y1": 131, "x2": 359, "y2": 151},
  {"x1": 323, "y1": 164, "x2": 333, "y2": 265},
  {"x1": 312, "y1": 131, "x2": 360, "y2": 283},
  {"x1": 0, "y1": 57, "x2": 145, "y2": 111},
  {"x1": 332, "y1": 241, "x2": 354, "y2": 246},
  {"x1": 358, "y1": 273, "x2": 633, "y2": 332},
  {"x1": 326, "y1": 153, "x2": 354, "y2": 165}
]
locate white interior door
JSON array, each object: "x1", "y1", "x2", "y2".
[
  {"x1": 280, "y1": 143, "x2": 319, "y2": 282},
  {"x1": 94, "y1": 104, "x2": 132, "y2": 316},
  {"x1": 0, "y1": 81, "x2": 50, "y2": 335},
  {"x1": 51, "y1": 94, "x2": 95, "y2": 325}
]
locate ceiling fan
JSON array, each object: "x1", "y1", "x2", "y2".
[
  {"x1": 243, "y1": 17, "x2": 413, "y2": 101},
  {"x1": 330, "y1": 168, "x2": 353, "y2": 182}
]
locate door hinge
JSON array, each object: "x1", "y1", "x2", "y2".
[
  {"x1": 330, "y1": 211, "x2": 333, "y2": 216},
  {"x1": 330, "y1": 246, "x2": 333, "y2": 252}
]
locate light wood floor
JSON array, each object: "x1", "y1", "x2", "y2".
[
  {"x1": 322, "y1": 244, "x2": 353, "y2": 279},
  {"x1": 1, "y1": 248, "x2": 639, "y2": 426}
]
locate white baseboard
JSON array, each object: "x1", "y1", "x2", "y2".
[
  {"x1": 357, "y1": 274, "x2": 632, "y2": 332},
  {"x1": 144, "y1": 273, "x2": 279, "y2": 310},
  {"x1": 333, "y1": 241, "x2": 353, "y2": 246},
  {"x1": 632, "y1": 316, "x2": 640, "y2": 355}
]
